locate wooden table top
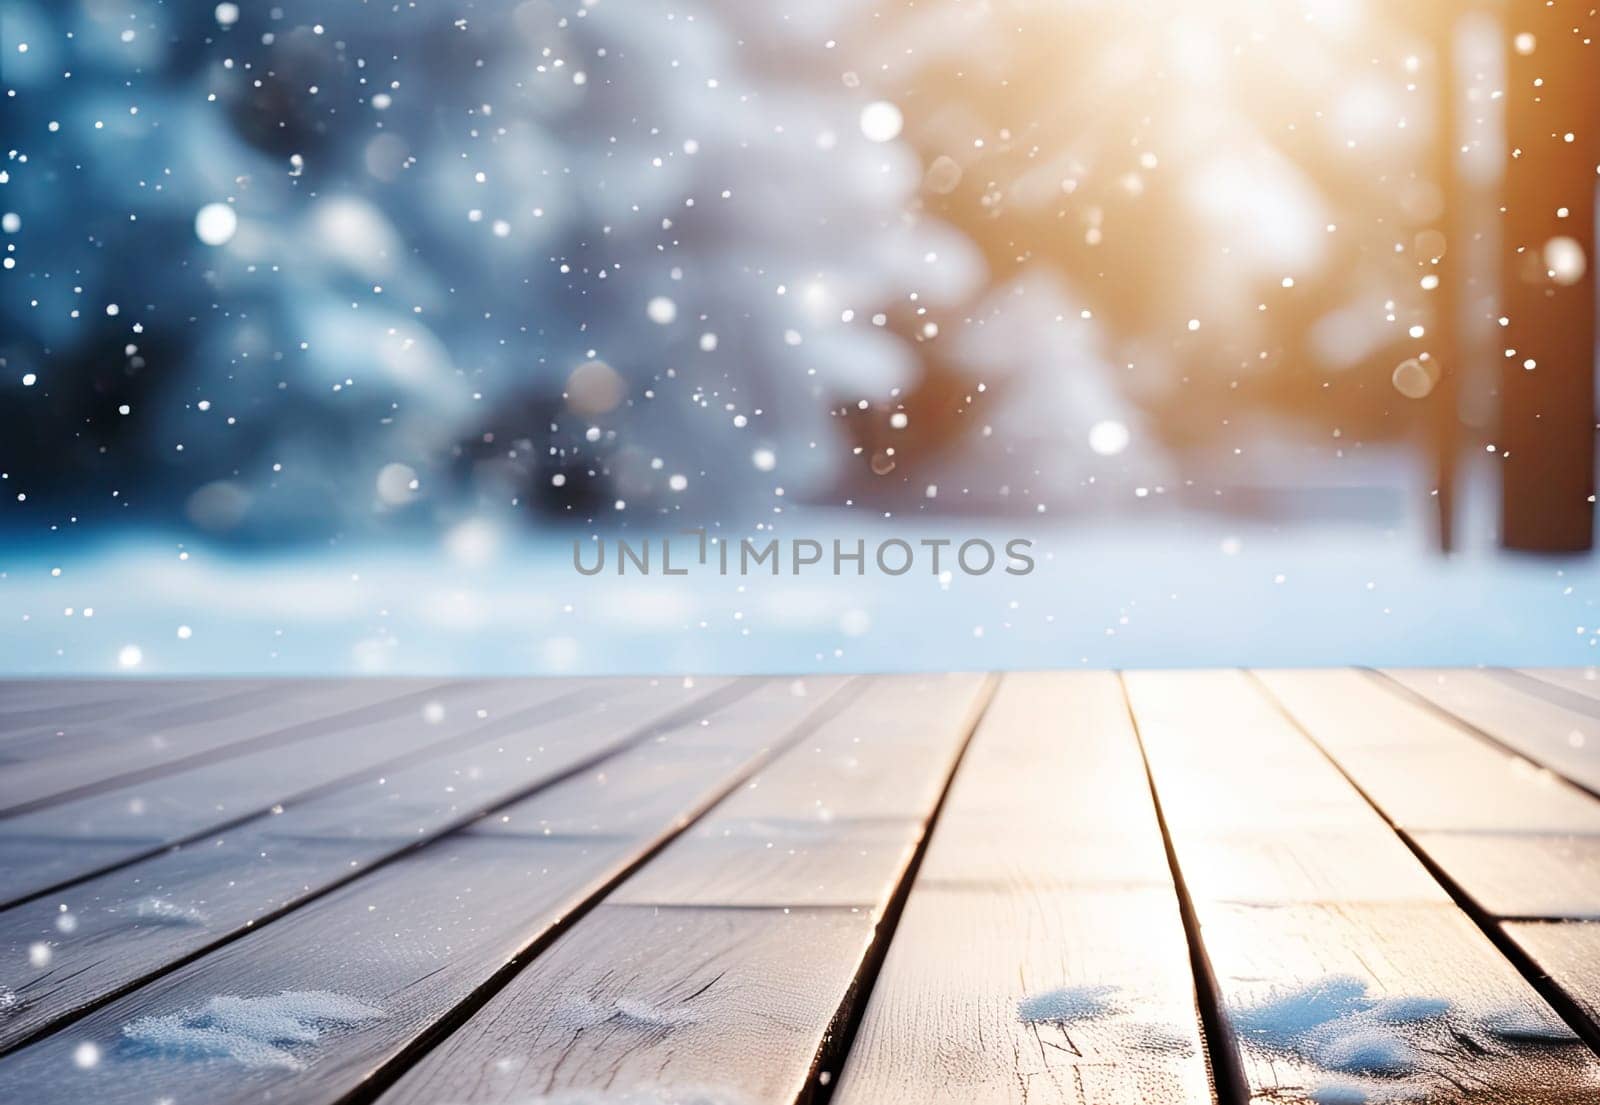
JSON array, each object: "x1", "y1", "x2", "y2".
[{"x1": 2, "y1": 669, "x2": 1599, "y2": 1103}]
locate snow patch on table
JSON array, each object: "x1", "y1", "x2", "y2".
[
  {"x1": 121, "y1": 990, "x2": 384, "y2": 1070},
  {"x1": 1017, "y1": 984, "x2": 1122, "y2": 1024},
  {"x1": 1480, "y1": 1005, "x2": 1581, "y2": 1043},
  {"x1": 1233, "y1": 974, "x2": 1581, "y2": 1102},
  {"x1": 1234, "y1": 975, "x2": 1378, "y2": 1046},
  {"x1": 132, "y1": 897, "x2": 209, "y2": 926},
  {"x1": 1309, "y1": 1081, "x2": 1374, "y2": 1105},
  {"x1": 1316, "y1": 1029, "x2": 1418, "y2": 1077}
]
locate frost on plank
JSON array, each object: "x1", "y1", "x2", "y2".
[
  {"x1": 131, "y1": 897, "x2": 209, "y2": 927},
  {"x1": 1017, "y1": 984, "x2": 1123, "y2": 1024},
  {"x1": 1015, "y1": 983, "x2": 1196, "y2": 1059},
  {"x1": 121, "y1": 990, "x2": 384, "y2": 1070},
  {"x1": 550, "y1": 994, "x2": 701, "y2": 1032}
]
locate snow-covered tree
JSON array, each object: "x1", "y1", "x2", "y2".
[{"x1": 1, "y1": 0, "x2": 986, "y2": 538}]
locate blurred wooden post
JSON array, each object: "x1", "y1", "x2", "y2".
[
  {"x1": 1500, "y1": 1, "x2": 1597, "y2": 552},
  {"x1": 1432, "y1": 17, "x2": 1463, "y2": 554}
]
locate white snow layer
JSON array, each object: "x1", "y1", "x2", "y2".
[
  {"x1": 1309, "y1": 1081, "x2": 1373, "y2": 1105},
  {"x1": 1234, "y1": 976, "x2": 1440, "y2": 1089},
  {"x1": 1481, "y1": 1006, "x2": 1580, "y2": 1043},
  {"x1": 121, "y1": 990, "x2": 384, "y2": 1070},
  {"x1": 1016, "y1": 984, "x2": 1122, "y2": 1024},
  {"x1": 1234, "y1": 975, "x2": 1377, "y2": 1046},
  {"x1": 1315, "y1": 1030, "x2": 1418, "y2": 1077},
  {"x1": 1231, "y1": 973, "x2": 1584, "y2": 1100}
]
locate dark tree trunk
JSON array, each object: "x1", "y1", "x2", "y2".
[
  {"x1": 1500, "y1": 1, "x2": 1598, "y2": 552},
  {"x1": 1432, "y1": 18, "x2": 1463, "y2": 553}
]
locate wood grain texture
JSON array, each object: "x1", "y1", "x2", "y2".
[
  {"x1": 1200, "y1": 901, "x2": 1600, "y2": 1104},
  {"x1": 1126, "y1": 671, "x2": 1446, "y2": 907},
  {"x1": 831, "y1": 671, "x2": 1212, "y2": 1105},
  {"x1": 1127, "y1": 669, "x2": 1600, "y2": 1104},
  {"x1": 375, "y1": 672, "x2": 995, "y2": 1105},
  {"x1": 406, "y1": 905, "x2": 871, "y2": 1102},
  {"x1": 0, "y1": 679, "x2": 453, "y2": 815},
  {"x1": 1408, "y1": 833, "x2": 1600, "y2": 920},
  {"x1": 1520, "y1": 669, "x2": 1600, "y2": 702},
  {"x1": 0, "y1": 679, "x2": 595, "y2": 906},
  {"x1": 1256, "y1": 668, "x2": 1600, "y2": 920},
  {"x1": 1256, "y1": 669, "x2": 1600, "y2": 834},
  {"x1": 1382, "y1": 669, "x2": 1600, "y2": 795},
  {"x1": 1, "y1": 669, "x2": 1595, "y2": 1105},
  {"x1": 606, "y1": 672, "x2": 994, "y2": 909},
  {"x1": 1504, "y1": 922, "x2": 1600, "y2": 1028},
  {"x1": 0, "y1": 677, "x2": 738, "y2": 1052},
  {"x1": 0, "y1": 678, "x2": 852, "y2": 1105}
]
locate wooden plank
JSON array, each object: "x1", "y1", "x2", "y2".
[
  {"x1": 1505, "y1": 922, "x2": 1600, "y2": 1030},
  {"x1": 1197, "y1": 902, "x2": 1600, "y2": 1102},
  {"x1": 0, "y1": 677, "x2": 739, "y2": 1052},
  {"x1": 0, "y1": 678, "x2": 254, "y2": 712},
  {"x1": 0, "y1": 680, "x2": 453, "y2": 815},
  {"x1": 1413, "y1": 835, "x2": 1600, "y2": 921},
  {"x1": 1519, "y1": 668, "x2": 1600, "y2": 704},
  {"x1": 374, "y1": 673, "x2": 994, "y2": 1105},
  {"x1": 1382, "y1": 668, "x2": 1600, "y2": 794},
  {"x1": 1256, "y1": 669, "x2": 1600, "y2": 835},
  {"x1": 1490, "y1": 669, "x2": 1600, "y2": 721},
  {"x1": 1126, "y1": 669, "x2": 1600, "y2": 1104},
  {"x1": 1127, "y1": 672, "x2": 1448, "y2": 908},
  {"x1": 0, "y1": 678, "x2": 853, "y2": 1105},
  {"x1": 597, "y1": 673, "x2": 992, "y2": 908},
  {"x1": 0, "y1": 694, "x2": 138, "y2": 735},
  {"x1": 1256, "y1": 668, "x2": 1600, "y2": 921},
  {"x1": 0, "y1": 680, "x2": 317, "y2": 757},
  {"x1": 830, "y1": 672, "x2": 1212, "y2": 1105},
  {"x1": 0, "y1": 681, "x2": 261, "y2": 737},
  {"x1": 0, "y1": 680, "x2": 132, "y2": 711},
  {"x1": 0, "y1": 678, "x2": 597, "y2": 907}
]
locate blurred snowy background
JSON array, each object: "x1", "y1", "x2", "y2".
[{"x1": 2, "y1": 0, "x2": 1596, "y2": 673}]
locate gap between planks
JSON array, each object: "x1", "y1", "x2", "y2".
[
  {"x1": 0, "y1": 678, "x2": 755, "y2": 1060},
  {"x1": 802, "y1": 673, "x2": 1002, "y2": 1105},
  {"x1": 0, "y1": 676, "x2": 873, "y2": 1105},
  {"x1": 0, "y1": 680, "x2": 462, "y2": 818},
  {"x1": 1125, "y1": 669, "x2": 1600, "y2": 1104},
  {"x1": 337, "y1": 675, "x2": 884, "y2": 1105},
  {"x1": 0, "y1": 678, "x2": 606, "y2": 911},
  {"x1": 1371, "y1": 668, "x2": 1600, "y2": 802},
  {"x1": 1252, "y1": 669, "x2": 1600, "y2": 1057},
  {"x1": 1120, "y1": 670, "x2": 1250, "y2": 1105},
  {"x1": 368, "y1": 673, "x2": 998, "y2": 1105}
]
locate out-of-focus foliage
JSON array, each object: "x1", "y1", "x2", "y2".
[
  {"x1": 863, "y1": 0, "x2": 1447, "y2": 458},
  {"x1": 1, "y1": 0, "x2": 985, "y2": 538},
  {"x1": 3, "y1": 0, "x2": 1469, "y2": 542}
]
